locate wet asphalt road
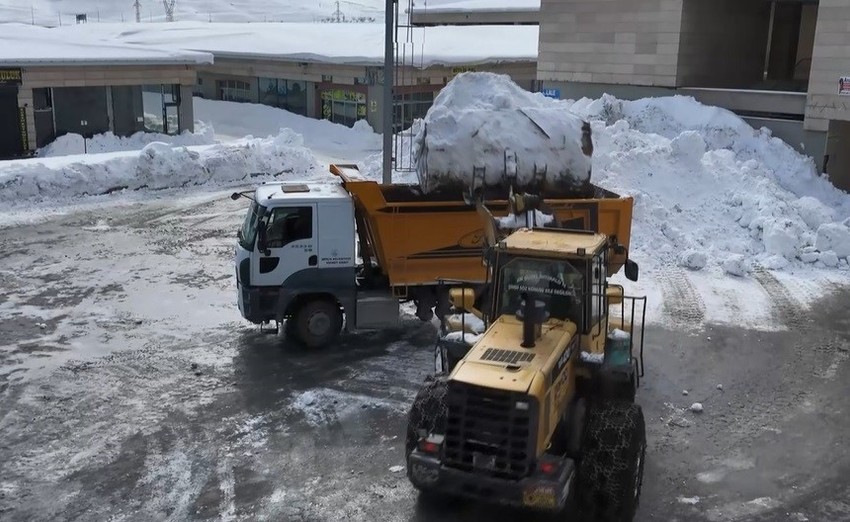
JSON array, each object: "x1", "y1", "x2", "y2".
[{"x1": 1, "y1": 192, "x2": 849, "y2": 522}]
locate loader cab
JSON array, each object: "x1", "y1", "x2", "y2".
[{"x1": 487, "y1": 228, "x2": 612, "y2": 338}]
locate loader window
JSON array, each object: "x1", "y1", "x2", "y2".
[
  {"x1": 265, "y1": 206, "x2": 313, "y2": 248},
  {"x1": 497, "y1": 257, "x2": 583, "y2": 325}
]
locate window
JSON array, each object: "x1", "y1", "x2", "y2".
[
  {"x1": 142, "y1": 84, "x2": 180, "y2": 134},
  {"x1": 256, "y1": 78, "x2": 308, "y2": 116},
  {"x1": 393, "y1": 91, "x2": 434, "y2": 133},
  {"x1": 497, "y1": 257, "x2": 583, "y2": 325},
  {"x1": 33, "y1": 88, "x2": 52, "y2": 110},
  {"x1": 265, "y1": 206, "x2": 313, "y2": 248},
  {"x1": 321, "y1": 89, "x2": 367, "y2": 127},
  {"x1": 238, "y1": 202, "x2": 264, "y2": 251},
  {"x1": 218, "y1": 79, "x2": 252, "y2": 102}
]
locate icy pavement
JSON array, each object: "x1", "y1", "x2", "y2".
[{"x1": 1, "y1": 192, "x2": 849, "y2": 522}]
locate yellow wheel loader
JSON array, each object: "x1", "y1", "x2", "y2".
[{"x1": 405, "y1": 196, "x2": 647, "y2": 520}]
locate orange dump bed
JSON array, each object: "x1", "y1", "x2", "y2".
[{"x1": 330, "y1": 165, "x2": 634, "y2": 290}]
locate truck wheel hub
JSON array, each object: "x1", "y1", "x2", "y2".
[{"x1": 307, "y1": 311, "x2": 330, "y2": 336}]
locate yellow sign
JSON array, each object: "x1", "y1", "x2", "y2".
[
  {"x1": 321, "y1": 89, "x2": 366, "y2": 103},
  {"x1": 18, "y1": 107, "x2": 28, "y2": 149},
  {"x1": 0, "y1": 68, "x2": 22, "y2": 84}
]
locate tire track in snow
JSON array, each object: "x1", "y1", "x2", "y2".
[
  {"x1": 657, "y1": 266, "x2": 706, "y2": 331},
  {"x1": 751, "y1": 268, "x2": 811, "y2": 330}
]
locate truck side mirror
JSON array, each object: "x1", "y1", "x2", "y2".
[
  {"x1": 257, "y1": 222, "x2": 270, "y2": 256},
  {"x1": 625, "y1": 259, "x2": 639, "y2": 282}
]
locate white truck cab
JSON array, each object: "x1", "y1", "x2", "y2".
[{"x1": 234, "y1": 182, "x2": 399, "y2": 347}]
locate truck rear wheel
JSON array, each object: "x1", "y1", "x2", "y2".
[
  {"x1": 291, "y1": 299, "x2": 342, "y2": 349},
  {"x1": 577, "y1": 401, "x2": 646, "y2": 522}
]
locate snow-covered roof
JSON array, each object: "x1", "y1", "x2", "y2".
[
  {"x1": 0, "y1": 23, "x2": 213, "y2": 66},
  {"x1": 49, "y1": 22, "x2": 539, "y2": 68},
  {"x1": 410, "y1": 0, "x2": 540, "y2": 14}
]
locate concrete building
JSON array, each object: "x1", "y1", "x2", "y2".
[
  {"x1": 0, "y1": 24, "x2": 211, "y2": 159},
  {"x1": 537, "y1": 0, "x2": 850, "y2": 189}
]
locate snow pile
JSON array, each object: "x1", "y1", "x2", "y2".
[
  {"x1": 568, "y1": 94, "x2": 850, "y2": 273},
  {"x1": 413, "y1": 73, "x2": 591, "y2": 194},
  {"x1": 193, "y1": 97, "x2": 381, "y2": 159},
  {"x1": 444, "y1": 313, "x2": 487, "y2": 334},
  {"x1": 37, "y1": 125, "x2": 215, "y2": 158},
  {"x1": 497, "y1": 210, "x2": 555, "y2": 229},
  {"x1": 443, "y1": 331, "x2": 484, "y2": 345},
  {"x1": 0, "y1": 129, "x2": 318, "y2": 204}
]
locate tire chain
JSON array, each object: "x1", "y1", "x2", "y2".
[{"x1": 579, "y1": 401, "x2": 645, "y2": 521}]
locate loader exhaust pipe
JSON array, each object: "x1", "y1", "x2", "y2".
[{"x1": 518, "y1": 292, "x2": 549, "y2": 349}]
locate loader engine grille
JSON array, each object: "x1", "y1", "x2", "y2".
[{"x1": 443, "y1": 381, "x2": 536, "y2": 480}]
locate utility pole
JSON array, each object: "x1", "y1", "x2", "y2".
[
  {"x1": 31, "y1": 6, "x2": 34, "y2": 25},
  {"x1": 134, "y1": 0, "x2": 142, "y2": 23},
  {"x1": 382, "y1": 0, "x2": 394, "y2": 184},
  {"x1": 334, "y1": 1, "x2": 342, "y2": 23}
]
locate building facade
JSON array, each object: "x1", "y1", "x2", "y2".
[
  {"x1": 1, "y1": 64, "x2": 200, "y2": 159},
  {"x1": 537, "y1": 0, "x2": 850, "y2": 189},
  {"x1": 192, "y1": 57, "x2": 536, "y2": 134}
]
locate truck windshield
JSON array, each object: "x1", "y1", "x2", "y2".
[
  {"x1": 498, "y1": 257, "x2": 583, "y2": 324},
  {"x1": 238, "y1": 202, "x2": 264, "y2": 251}
]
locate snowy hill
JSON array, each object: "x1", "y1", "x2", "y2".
[{"x1": 0, "y1": 0, "x2": 387, "y2": 25}]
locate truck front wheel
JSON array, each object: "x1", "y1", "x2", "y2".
[{"x1": 290, "y1": 299, "x2": 343, "y2": 348}]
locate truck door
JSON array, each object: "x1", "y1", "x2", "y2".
[{"x1": 252, "y1": 204, "x2": 318, "y2": 287}]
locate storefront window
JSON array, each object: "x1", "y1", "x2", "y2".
[
  {"x1": 142, "y1": 84, "x2": 180, "y2": 135},
  {"x1": 219, "y1": 79, "x2": 252, "y2": 103},
  {"x1": 393, "y1": 91, "x2": 434, "y2": 133},
  {"x1": 257, "y1": 77, "x2": 308, "y2": 116},
  {"x1": 321, "y1": 88, "x2": 367, "y2": 128}
]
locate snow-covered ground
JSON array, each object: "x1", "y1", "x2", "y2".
[
  {"x1": 2, "y1": 75, "x2": 850, "y2": 522},
  {"x1": 3, "y1": 76, "x2": 850, "y2": 334}
]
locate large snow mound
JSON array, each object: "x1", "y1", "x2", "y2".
[
  {"x1": 413, "y1": 73, "x2": 591, "y2": 194},
  {"x1": 37, "y1": 125, "x2": 216, "y2": 158},
  {"x1": 0, "y1": 130, "x2": 318, "y2": 205},
  {"x1": 569, "y1": 94, "x2": 850, "y2": 272},
  {"x1": 192, "y1": 97, "x2": 381, "y2": 159}
]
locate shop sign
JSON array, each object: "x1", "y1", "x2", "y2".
[
  {"x1": 542, "y1": 88, "x2": 561, "y2": 99},
  {"x1": 321, "y1": 89, "x2": 366, "y2": 103},
  {"x1": 0, "y1": 68, "x2": 22, "y2": 85},
  {"x1": 840, "y1": 76, "x2": 850, "y2": 95},
  {"x1": 451, "y1": 66, "x2": 476, "y2": 75},
  {"x1": 18, "y1": 107, "x2": 28, "y2": 148}
]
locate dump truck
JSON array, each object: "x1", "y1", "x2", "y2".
[
  {"x1": 405, "y1": 199, "x2": 647, "y2": 520},
  {"x1": 232, "y1": 164, "x2": 637, "y2": 348}
]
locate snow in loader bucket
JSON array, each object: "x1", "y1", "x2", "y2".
[{"x1": 411, "y1": 72, "x2": 593, "y2": 195}]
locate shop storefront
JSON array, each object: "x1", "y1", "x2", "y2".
[
  {"x1": 319, "y1": 85, "x2": 368, "y2": 128},
  {"x1": 258, "y1": 77, "x2": 309, "y2": 116}
]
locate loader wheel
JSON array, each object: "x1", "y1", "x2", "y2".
[
  {"x1": 405, "y1": 375, "x2": 448, "y2": 456},
  {"x1": 577, "y1": 401, "x2": 646, "y2": 522},
  {"x1": 292, "y1": 299, "x2": 342, "y2": 349}
]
